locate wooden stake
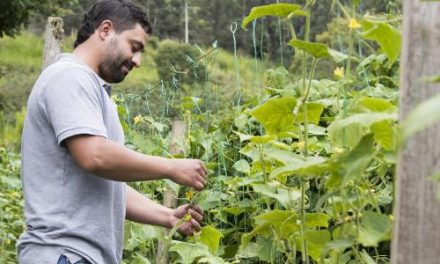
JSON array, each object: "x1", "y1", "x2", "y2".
[
  {"x1": 392, "y1": 2, "x2": 440, "y2": 263},
  {"x1": 43, "y1": 17, "x2": 64, "y2": 69}
]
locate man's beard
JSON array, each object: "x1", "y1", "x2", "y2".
[{"x1": 99, "y1": 40, "x2": 133, "y2": 83}]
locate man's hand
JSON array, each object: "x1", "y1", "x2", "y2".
[
  {"x1": 168, "y1": 159, "x2": 208, "y2": 191},
  {"x1": 169, "y1": 204, "x2": 204, "y2": 236}
]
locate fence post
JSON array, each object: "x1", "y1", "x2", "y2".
[
  {"x1": 156, "y1": 117, "x2": 186, "y2": 264},
  {"x1": 43, "y1": 17, "x2": 64, "y2": 69},
  {"x1": 391, "y1": 2, "x2": 440, "y2": 263}
]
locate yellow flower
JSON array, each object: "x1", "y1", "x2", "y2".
[
  {"x1": 133, "y1": 115, "x2": 142, "y2": 125},
  {"x1": 183, "y1": 213, "x2": 192, "y2": 222},
  {"x1": 348, "y1": 18, "x2": 361, "y2": 29},
  {"x1": 297, "y1": 141, "x2": 305, "y2": 150},
  {"x1": 333, "y1": 67, "x2": 344, "y2": 79},
  {"x1": 185, "y1": 190, "x2": 195, "y2": 201},
  {"x1": 333, "y1": 147, "x2": 344, "y2": 154}
]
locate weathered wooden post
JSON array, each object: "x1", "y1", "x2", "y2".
[
  {"x1": 392, "y1": 1, "x2": 440, "y2": 263},
  {"x1": 43, "y1": 17, "x2": 64, "y2": 69},
  {"x1": 156, "y1": 118, "x2": 186, "y2": 264}
]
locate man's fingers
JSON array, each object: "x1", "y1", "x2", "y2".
[
  {"x1": 197, "y1": 176, "x2": 206, "y2": 186},
  {"x1": 189, "y1": 208, "x2": 203, "y2": 223},
  {"x1": 190, "y1": 219, "x2": 201, "y2": 232},
  {"x1": 194, "y1": 181, "x2": 204, "y2": 191},
  {"x1": 199, "y1": 161, "x2": 208, "y2": 175},
  {"x1": 191, "y1": 205, "x2": 204, "y2": 215}
]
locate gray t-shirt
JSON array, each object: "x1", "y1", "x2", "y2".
[{"x1": 17, "y1": 54, "x2": 126, "y2": 264}]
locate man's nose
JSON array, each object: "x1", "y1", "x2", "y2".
[{"x1": 132, "y1": 52, "x2": 142, "y2": 68}]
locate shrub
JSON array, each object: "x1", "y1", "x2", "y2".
[{"x1": 154, "y1": 40, "x2": 206, "y2": 86}]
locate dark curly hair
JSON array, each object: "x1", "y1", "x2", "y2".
[{"x1": 73, "y1": 0, "x2": 152, "y2": 48}]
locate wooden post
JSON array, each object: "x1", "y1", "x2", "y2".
[
  {"x1": 184, "y1": 0, "x2": 189, "y2": 44},
  {"x1": 392, "y1": 1, "x2": 440, "y2": 263},
  {"x1": 43, "y1": 17, "x2": 64, "y2": 69},
  {"x1": 156, "y1": 118, "x2": 186, "y2": 264}
]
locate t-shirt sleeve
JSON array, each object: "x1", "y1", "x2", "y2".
[{"x1": 40, "y1": 67, "x2": 108, "y2": 146}]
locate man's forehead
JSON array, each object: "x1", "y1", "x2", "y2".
[{"x1": 121, "y1": 24, "x2": 149, "y2": 44}]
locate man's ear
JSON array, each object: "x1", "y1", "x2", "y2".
[{"x1": 98, "y1": 20, "x2": 114, "y2": 40}]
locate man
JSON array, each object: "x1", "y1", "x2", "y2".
[{"x1": 17, "y1": 1, "x2": 207, "y2": 263}]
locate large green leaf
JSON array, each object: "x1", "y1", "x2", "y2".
[
  {"x1": 198, "y1": 225, "x2": 224, "y2": 254},
  {"x1": 358, "y1": 211, "x2": 392, "y2": 247},
  {"x1": 327, "y1": 134, "x2": 375, "y2": 188},
  {"x1": 361, "y1": 19, "x2": 401, "y2": 66},
  {"x1": 371, "y1": 120, "x2": 396, "y2": 151},
  {"x1": 288, "y1": 40, "x2": 348, "y2": 62},
  {"x1": 251, "y1": 97, "x2": 296, "y2": 135},
  {"x1": 251, "y1": 98, "x2": 324, "y2": 135},
  {"x1": 296, "y1": 102, "x2": 325, "y2": 125},
  {"x1": 242, "y1": 210, "x2": 331, "y2": 252},
  {"x1": 237, "y1": 237, "x2": 275, "y2": 262},
  {"x1": 198, "y1": 256, "x2": 225, "y2": 264},
  {"x1": 234, "y1": 131, "x2": 278, "y2": 144},
  {"x1": 356, "y1": 97, "x2": 396, "y2": 113},
  {"x1": 263, "y1": 148, "x2": 304, "y2": 165},
  {"x1": 304, "y1": 213, "x2": 331, "y2": 228},
  {"x1": 242, "y1": 3, "x2": 305, "y2": 29},
  {"x1": 233, "y1": 159, "x2": 251, "y2": 174},
  {"x1": 295, "y1": 230, "x2": 331, "y2": 261},
  {"x1": 270, "y1": 156, "x2": 329, "y2": 181},
  {"x1": 401, "y1": 93, "x2": 440, "y2": 141},
  {"x1": 169, "y1": 241, "x2": 211, "y2": 264},
  {"x1": 251, "y1": 183, "x2": 301, "y2": 209},
  {"x1": 328, "y1": 112, "x2": 397, "y2": 148}
]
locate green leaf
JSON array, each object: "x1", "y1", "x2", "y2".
[
  {"x1": 236, "y1": 242, "x2": 262, "y2": 259},
  {"x1": 328, "y1": 113, "x2": 397, "y2": 148},
  {"x1": 251, "y1": 97, "x2": 296, "y2": 135},
  {"x1": 358, "y1": 211, "x2": 392, "y2": 247},
  {"x1": 233, "y1": 159, "x2": 251, "y2": 174},
  {"x1": 327, "y1": 134, "x2": 375, "y2": 188},
  {"x1": 371, "y1": 120, "x2": 396, "y2": 150},
  {"x1": 295, "y1": 230, "x2": 331, "y2": 261},
  {"x1": 242, "y1": 3, "x2": 304, "y2": 29},
  {"x1": 263, "y1": 148, "x2": 303, "y2": 165},
  {"x1": 241, "y1": 210, "x2": 299, "y2": 244},
  {"x1": 288, "y1": 40, "x2": 348, "y2": 62},
  {"x1": 296, "y1": 102, "x2": 325, "y2": 125},
  {"x1": 420, "y1": 74, "x2": 440, "y2": 83},
  {"x1": 198, "y1": 256, "x2": 225, "y2": 264},
  {"x1": 304, "y1": 213, "x2": 331, "y2": 228},
  {"x1": 234, "y1": 131, "x2": 277, "y2": 143},
  {"x1": 250, "y1": 98, "x2": 324, "y2": 135},
  {"x1": 324, "y1": 239, "x2": 354, "y2": 254},
  {"x1": 270, "y1": 156, "x2": 329, "y2": 181},
  {"x1": 357, "y1": 96, "x2": 395, "y2": 113},
  {"x1": 360, "y1": 250, "x2": 376, "y2": 264},
  {"x1": 198, "y1": 225, "x2": 224, "y2": 254},
  {"x1": 401, "y1": 94, "x2": 440, "y2": 141},
  {"x1": 361, "y1": 19, "x2": 401, "y2": 66},
  {"x1": 169, "y1": 241, "x2": 211, "y2": 264},
  {"x1": 251, "y1": 183, "x2": 301, "y2": 209}
]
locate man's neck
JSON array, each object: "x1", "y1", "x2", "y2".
[{"x1": 72, "y1": 42, "x2": 101, "y2": 75}]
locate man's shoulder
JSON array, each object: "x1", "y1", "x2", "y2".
[{"x1": 43, "y1": 59, "x2": 95, "y2": 82}]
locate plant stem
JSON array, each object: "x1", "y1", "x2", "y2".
[{"x1": 300, "y1": 180, "x2": 309, "y2": 264}]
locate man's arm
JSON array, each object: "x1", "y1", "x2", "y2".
[
  {"x1": 65, "y1": 135, "x2": 207, "y2": 190},
  {"x1": 125, "y1": 185, "x2": 203, "y2": 236}
]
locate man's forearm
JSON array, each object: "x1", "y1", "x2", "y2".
[
  {"x1": 65, "y1": 135, "x2": 207, "y2": 190},
  {"x1": 125, "y1": 185, "x2": 172, "y2": 227},
  {"x1": 66, "y1": 135, "x2": 172, "y2": 182}
]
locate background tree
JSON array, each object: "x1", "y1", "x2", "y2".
[{"x1": 0, "y1": 0, "x2": 78, "y2": 37}]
